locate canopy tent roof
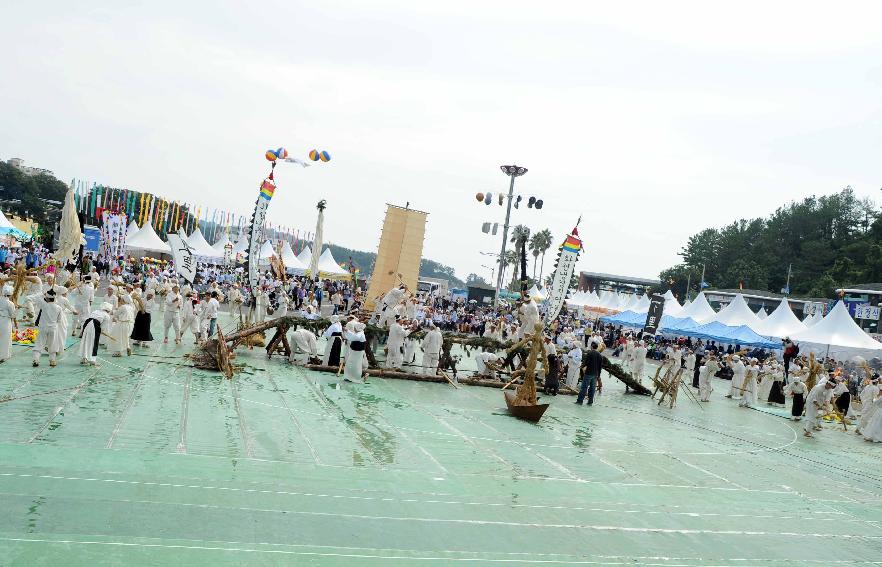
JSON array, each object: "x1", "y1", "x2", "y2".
[
  {"x1": 309, "y1": 247, "x2": 350, "y2": 278},
  {"x1": 125, "y1": 222, "x2": 170, "y2": 254},
  {"x1": 280, "y1": 241, "x2": 307, "y2": 273},
  {"x1": 663, "y1": 296, "x2": 685, "y2": 318},
  {"x1": 233, "y1": 234, "x2": 249, "y2": 254},
  {"x1": 791, "y1": 301, "x2": 882, "y2": 359},
  {"x1": 633, "y1": 294, "x2": 651, "y2": 314},
  {"x1": 753, "y1": 298, "x2": 806, "y2": 339},
  {"x1": 756, "y1": 308, "x2": 768, "y2": 320},
  {"x1": 804, "y1": 310, "x2": 824, "y2": 327},
  {"x1": 0, "y1": 209, "x2": 29, "y2": 239},
  {"x1": 708, "y1": 293, "x2": 763, "y2": 331},
  {"x1": 257, "y1": 240, "x2": 276, "y2": 263},
  {"x1": 680, "y1": 292, "x2": 716, "y2": 323},
  {"x1": 186, "y1": 228, "x2": 221, "y2": 258},
  {"x1": 296, "y1": 245, "x2": 312, "y2": 266},
  {"x1": 126, "y1": 220, "x2": 140, "y2": 238},
  {"x1": 527, "y1": 285, "x2": 546, "y2": 301},
  {"x1": 662, "y1": 290, "x2": 676, "y2": 301},
  {"x1": 211, "y1": 233, "x2": 232, "y2": 254},
  {"x1": 686, "y1": 321, "x2": 780, "y2": 349}
]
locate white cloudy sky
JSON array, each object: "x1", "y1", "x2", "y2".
[{"x1": 2, "y1": 1, "x2": 882, "y2": 283}]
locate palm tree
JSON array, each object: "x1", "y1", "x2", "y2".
[
  {"x1": 509, "y1": 225, "x2": 531, "y2": 289},
  {"x1": 528, "y1": 232, "x2": 542, "y2": 278},
  {"x1": 500, "y1": 250, "x2": 518, "y2": 288},
  {"x1": 532, "y1": 229, "x2": 553, "y2": 280}
]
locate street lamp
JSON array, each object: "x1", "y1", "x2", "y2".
[{"x1": 495, "y1": 164, "x2": 527, "y2": 306}]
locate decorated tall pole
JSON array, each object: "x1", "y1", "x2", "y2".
[{"x1": 543, "y1": 223, "x2": 583, "y2": 325}]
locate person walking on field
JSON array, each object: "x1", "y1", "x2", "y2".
[{"x1": 576, "y1": 342, "x2": 603, "y2": 406}]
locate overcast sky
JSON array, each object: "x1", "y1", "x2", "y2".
[{"x1": 2, "y1": 1, "x2": 881, "y2": 284}]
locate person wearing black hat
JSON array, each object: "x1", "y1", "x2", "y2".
[{"x1": 32, "y1": 289, "x2": 63, "y2": 367}]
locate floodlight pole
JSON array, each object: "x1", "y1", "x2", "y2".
[{"x1": 494, "y1": 165, "x2": 527, "y2": 306}]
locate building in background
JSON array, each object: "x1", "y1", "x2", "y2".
[
  {"x1": 5, "y1": 158, "x2": 55, "y2": 178},
  {"x1": 579, "y1": 271, "x2": 660, "y2": 294}
]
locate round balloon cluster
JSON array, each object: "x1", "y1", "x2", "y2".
[
  {"x1": 309, "y1": 149, "x2": 331, "y2": 162},
  {"x1": 265, "y1": 147, "x2": 289, "y2": 161}
]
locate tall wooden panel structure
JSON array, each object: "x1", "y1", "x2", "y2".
[{"x1": 365, "y1": 204, "x2": 428, "y2": 310}]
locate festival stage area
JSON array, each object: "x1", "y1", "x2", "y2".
[{"x1": 0, "y1": 318, "x2": 880, "y2": 565}]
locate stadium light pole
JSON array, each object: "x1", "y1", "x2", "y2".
[{"x1": 494, "y1": 164, "x2": 527, "y2": 306}]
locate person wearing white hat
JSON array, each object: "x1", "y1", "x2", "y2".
[
  {"x1": 71, "y1": 275, "x2": 95, "y2": 335},
  {"x1": 0, "y1": 286, "x2": 15, "y2": 363},
  {"x1": 803, "y1": 379, "x2": 836, "y2": 437},
  {"x1": 698, "y1": 353, "x2": 719, "y2": 402},
  {"x1": 111, "y1": 294, "x2": 135, "y2": 357},
  {"x1": 79, "y1": 303, "x2": 113, "y2": 365},
  {"x1": 163, "y1": 285, "x2": 182, "y2": 344},
  {"x1": 855, "y1": 377, "x2": 880, "y2": 435},
  {"x1": 323, "y1": 314, "x2": 344, "y2": 367},
  {"x1": 475, "y1": 351, "x2": 501, "y2": 379},
  {"x1": 727, "y1": 355, "x2": 746, "y2": 399},
  {"x1": 385, "y1": 315, "x2": 410, "y2": 370},
  {"x1": 739, "y1": 358, "x2": 760, "y2": 408},
  {"x1": 343, "y1": 322, "x2": 368, "y2": 382},
  {"x1": 52, "y1": 285, "x2": 78, "y2": 356},
  {"x1": 564, "y1": 341, "x2": 582, "y2": 390},
  {"x1": 31, "y1": 289, "x2": 62, "y2": 367},
  {"x1": 631, "y1": 340, "x2": 647, "y2": 384},
  {"x1": 421, "y1": 321, "x2": 443, "y2": 375}
]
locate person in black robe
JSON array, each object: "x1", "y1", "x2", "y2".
[
  {"x1": 692, "y1": 351, "x2": 703, "y2": 388},
  {"x1": 130, "y1": 292, "x2": 154, "y2": 346}
]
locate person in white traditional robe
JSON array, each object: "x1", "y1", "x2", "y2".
[
  {"x1": 71, "y1": 276, "x2": 95, "y2": 334},
  {"x1": 322, "y1": 315, "x2": 344, "y2": 367},
  {"x1": 0, "y1": 286, "x2": 16, "y2": 363},
  {"x1": 181, "y1": 294, "x2": 200, "y2": 344},
  {"x1": 377, "y1": 286, "x2": 406, "y2": 328},
  {"x1": 860, "y1": 389, "x2": 882, "y2": 442},
  {"x1": 254, "y1": 287, "x2": 269, "y2": 323},
  {"x1": 79, "y1": 303, "x2": 113, "y2": 365},
  {"x1": 803, "y1": 380, "x2": 836, "y2": 437},
  {"x1": 343, "y1": 322, "x2": 368, "y2": 382},
  {"x1": 421, "y1": 322, "x2": 443, "y2": 375},
  {"x1": 385, "y1": 317, "x2": 410, "y2": 370},
  {"x1": 698, "y1": 355, "x2": 719, "y2": 402},
  {"x1": 518, "y1": 299, "x2": 541, "y2": 340},
  {"x1": 112, "y1": 295, "x2": 135, "y2": 357},
  {"x1": 51, "y1": 286, "x2": 77, "y2": 355},
  {"x1": 856, "y1": 378, "x2": 880, "y2": 436},
  {"x1": 289, "y1": 328, "x2": 319, "y2": 364},
  {"x1": 565, "y1": 343, "x2": 582, "y2": 389},
  {"x1": 685, "y1": 349, "x2": 696, "y2": 381},
  {"x1": 727, "y1": 356, "x2": 746, "y2": 399},
  {"x1": 475, "y1": 352, "x2": 500, "y2": 379},
  {"x1": 31, "y1": 290, "x2": 62, "y2": 367},
  {"x1": 631, "y1": 341, "x2": 647, "y2": 383},
  {"x1": 274, "y1": 289, "x2": 289, "y2": 319},
  {"x1": 163, "y1": 285, "x2": 182, "y2": 344},
  {"x1": 739, "y1": 358, "x2": 760, "y2": 408}
]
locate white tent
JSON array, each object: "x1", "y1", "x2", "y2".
[
  {"x1": 708, "y1": 293, "x2": 763, "y2": 331},
  {"x1": 186, "y1": 228, "x2": 221, "y2": 258},
  {"x1": 527, "y1": 284, "x2": 547, "y2": 301},
  {"x1": 233, "y1": 234, "x2": 249, "y2": 255},
  {"x1": 680, "y1": 292, "x2": 716, "y2": 323},
  {"x1": 126, "y1": 220, "x2": 140, "y2": 238},
  {"x1": 681, "y1": 298, "x2": 692, "y2": 309},
  {"x1": 620, "y1": 294, "x2": 639, "y2": 312},
  {"x1": 803, "y1": 310, "x2": 824, "y2": 327},
  {"x1": 663, "y1": 296, "x2": 685, "y2": 317},
  {"x1": 257, "y1": 240, "x2": 276, "y2": 263},
  {"x1": 297, "y1": 245, "x2": 312, "y2": 265},
  {"x1": 791, "y1": 301, "x2": 882, "y2": 360},
  {"x1": 211, "y1": 233, "x2": 232, "y2": 254},
  {"x1": 633, "y1": 294, "x2": 651, "y2": 314},
  {"x1": 755, "y1": 307, "x2": 768, "y2": 320},
  {"x1": 565, "y1": 291, "x2": 588, "y2": 308},
  {"x1": 280, "y1": 241, "x2": 307, "y2": 273},
  {"x1": 125, "y1": 222, "x2": 170, "y2": 254},
  {"x1": 662, "y1": 290, "x2": 676, "y2": 301},
  {"x1": 314, "y1": 247, "x2": 350, "y2": 278},
  {"x1": 753, "y1": 298, "x2": 806, "y2": 339}
]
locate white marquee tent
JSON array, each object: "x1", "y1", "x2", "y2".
[
  {"x1": 125, "y1": 223, "x2": 170, "y2": 254},
  {"x1": 708, "y1": 294, "x2": 763, "y2": 332},
  {"x1": 211, "y1": 233, "x2": 232, "y2": 255},
  {"x1": 186, "y1": 228, "x2": 221, "y2": 259},
  {"x1": 297, "y1": 245, "x2": 312, "y2": 266},
  {"x1": 311, "y1": 248, "x2": 350, "y2": 278},
  {"x1": 804, "y1": 310, "x2": 824, "y2": 327},
  {"x1": 791, "y1": 301, "x2": 882, "y2": 360},
  {"x1": 755, "y1": 307, "x2": 768, "y2": 320},
  {"x1": 753, "y1": 298, "x2": 807, "y2": 339},
  {"x1": 257, "y1": 240, "x2": 276, "y2": 263},
  {"x1": 680, "y1": 292, "x2": 716, "y2": 323},
  {"x1": 280, "y1": 241, "x2": 308, "y2": 274},
  {"x1": 126, "y1": 220, "x2": 140, "y2": 238},
  {"x1": 233, "y1": 235, "x2": 249, "y2": 255}
]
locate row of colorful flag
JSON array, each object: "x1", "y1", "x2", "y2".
[{"x1": 69, "y1": 179, "x2": 313, "y2": 249}]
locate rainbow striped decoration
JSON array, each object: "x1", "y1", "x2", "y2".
[
  {"x1": 562, "y1": 234, "x2": 581, "y2": 253},
  {"x1": 260, "y1": 179, "x2": 276, "y2": 201}
]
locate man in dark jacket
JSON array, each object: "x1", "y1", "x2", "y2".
[{"x1": 576, "y1": 342, "x2": 603, "y2": 406}]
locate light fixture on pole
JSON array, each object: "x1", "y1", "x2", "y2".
[{"x1": 494, "y1": 164, "x2": 527, "y2": 306}]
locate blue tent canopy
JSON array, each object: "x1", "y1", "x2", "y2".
[{"x1": 600, "y1": 312, "x2": 779, "y2": 349}]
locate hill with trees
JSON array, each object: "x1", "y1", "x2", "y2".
[{"x1": 660, "y1": 187, "x2": 879, "y2": 299}]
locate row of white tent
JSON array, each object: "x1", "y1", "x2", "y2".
[
  {"x1": 574, "y1": 289, "x2": 882, "y2": 360},
  {"x1": 123, "y1": 221, "x2": 349, "y2": 277}
]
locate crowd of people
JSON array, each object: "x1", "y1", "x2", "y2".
[{"x1": 2, "y1": 252, "x2": 881, "y2": 443}]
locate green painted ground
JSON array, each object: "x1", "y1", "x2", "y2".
[{"x1": 0, "y1": 313, "x2": 880, "y2": 566}]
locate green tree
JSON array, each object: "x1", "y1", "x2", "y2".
[{"x1": 529, "y1": 228, "x2": 553, "y2": 280}]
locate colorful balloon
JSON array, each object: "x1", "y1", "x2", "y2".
[
  {"x1": 320, "y1": 150, "x2": 331, "y2": 162},
  {"x1": 276, "y1": 147, "x2": 288, "y2": 160},
  {"x1": 309, "y1": 149, "x2": 320, "y2": 161},
  {"x1": 484, "y1": 192, "x2": 492, "y2": 205},
  {"x1": 265, "y1": 150, "x2": 278, "y2": 162},
  {"x1": 476, "y1": 192, "x2": 484, "y2": 202}
]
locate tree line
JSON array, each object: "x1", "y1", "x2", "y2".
[{"x1": 660, "y1": 187, "x2": 880, "y2": 300}]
